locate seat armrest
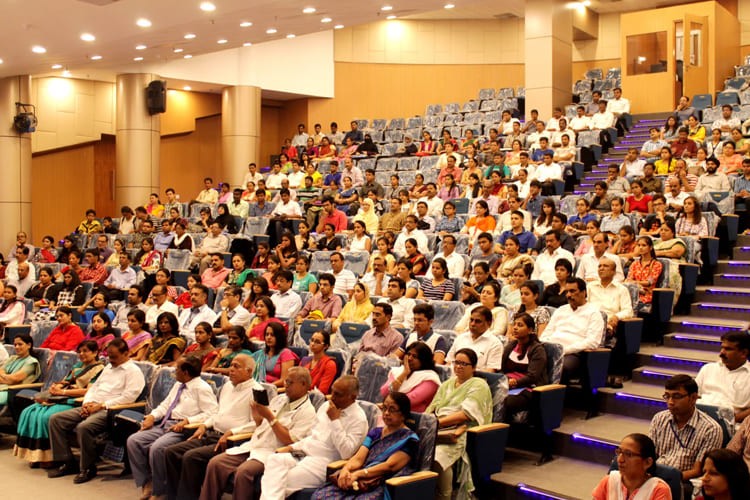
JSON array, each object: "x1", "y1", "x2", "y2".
[
  {"x1": 679, "y1": 262, "x2": 699, "y2": 295},
  {"x1": 467, "y1": 422, "x2": 509, "y2": 434},
  {"x1": 651, "y1": 288, "x2": 675, "y2": 323},
  {"x1": 8, "y1": 382, "x2": 43, "y2": 390},
  {"x1": 326, "y1": 459, "x2": 348, "y2": 477},
  {"x1": 108, "y1": 402, "x2": 147, "y2": 411},
  {"x1": 227, "y1": 432, "x2": 254, "y2": 444},
  {"x1": 531, "y1": 384, "x2": 566, "y2": 392},
  {"x1": 184, "y1": 422, "x2": 202, "y2": 430},
  {"x1": 385, "y1": 471, "x2": 439, "y2": 486}
]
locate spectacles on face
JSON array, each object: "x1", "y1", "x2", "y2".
[
  {"x1": 662, "y1": 392, "x2": 689, "y2": 401},
  {"x1": 453, "y1": 360, "x2": 471, "y2": 367},
  {"x1": 614, "y1": 447, "x2": 641, "y2": 459},
  {"x1": 382, "y1": 405, "x2": 401, "y2": 414}
]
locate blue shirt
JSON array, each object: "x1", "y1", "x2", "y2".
[
  {"x1": 734, "y1": 175, "x2": 750, "y2": 195},
  {"x1": 248, "y1": 202, "x2": 274, "y2": 217},
  {"x1": 498, "y1": 230, "x2": 537, "y2": 253},
  {"x1": 153, "y1": 232, "x2": 175, "y2": 251},
  {"x1": 525, "y1": 194, "x2": 543, "y2": 218},
  {"x1": 324, "y1": 172, "x2": 342, "y2": 187},
  {"x1": 568, "y1": 213, "x2": 597, "y2": 226},
  {"x1": 531, "y1": 148, "x2": 555, "y2": 163}
]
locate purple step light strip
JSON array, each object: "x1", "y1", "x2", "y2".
[
  {"x1": 671, "y1": 335, "x2": 721, "y2": 344},
  {"x1": 517, "y1": 484, "x2": 570, "y2": 500},
  {"x1": 571, "y1": 432, "x2": 618, "y2": 449},
  {"x1": 615, "y1": 391, "x2": 667, "y2": 406},
  {"x1": 681, "y1": 320, "x2": 744, "y2": 331}
]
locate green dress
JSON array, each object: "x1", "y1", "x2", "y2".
[{"x1": 0, "y1": 355, "x2": 41, "y2": 406}]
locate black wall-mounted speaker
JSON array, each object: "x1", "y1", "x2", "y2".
[{"x1": 146, "y1": 80, "x2": 167, "y2": 115}]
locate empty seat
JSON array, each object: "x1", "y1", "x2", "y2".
[
  {"x1": 425, "y1": 104, "x2": 442, "y2": 115},
  {"x1": 388, "y1": 118, "x2": 406, "y2": 130},
  {"x1": 376, "y1": 157, "x2": 398, "y2": 170},
  {"x1": 497, "y1": 88, "x2": 515, "y2": 99},
  {"x1": 716, "y1": 91, "x2": 740, "y2": 106},
  {"x1": 356, "y1": 157, "x2": 376, "y2": 170},
  {"x1": 418, "y1": 155, "x2": 440, "y2": 170},
  {"x1": 585, "y1": 68, "x2": 603, "y2": 80},
  {"x1": 397, "y1": 157, "x2": 419, "y2": 171},
  {"x1": 344, "y1": 251, "x2": 369, "y2": 277},
  {"x1": 692, "y1": 93, "x2": 713, "y2": 111},
  {"x1": 444, "y1": 103, "x2": 460, "y2": 114},
  {"x1": 406, "y1": 116, "x2": 423, "y2": 129}
]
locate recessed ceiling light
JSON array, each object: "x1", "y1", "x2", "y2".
[
  {"x1": 286, "y1": 34, "x2": 296, "y2": 39},
  {"x1": 90, "y1": 55, "x2": 102, "y2": 60},
  {"x1": 51, "y1": 64, "x2": 62, "y2": 69},
  {"x1": 321, "y1": 17, "x2": 332, "y2": 23},
  {"x1": 303, "y1": 7, "x2": 316, "y2": 14},
  {"x1": 243, "y1": 42, "x2": 252, "y2": 47},
  {"x1": 80, "y1": 33, "x2": 96, "y2": 42},
  {"x1": 217, "y1": 39, "x2": 228, "y2": 44},
  {"x1": 386, "y1": 15, "x2": 397, "y2": 19},
  {"x1": 382, "y1": 5, "x2": 393, "y2": 11},
  {"x1": 199, "y1": 2, "x2": 216, "y2": 12},
  {"x1": 133, "y1": 56, "x2": 143, "y2": 61},
  {"x1": 183, "y1": 86, "x2": 192, "y2": 91},
  {"x1": 173, "y1": 48, "x2": 184, "y2": 53},
  {"x1": 62, "y1": 70, "x2": 71, "y2": 78},
  {"x1": 184, "y1": 33, "x2": 196, "y2": 39},
  {"x1": 184, "y1": 54, "x2": 193, "y2": 59},
  {"x1": 334, "y1": 24, "x2": 344, "y2": 29},
  {"x1": 0, "y1": 59, "x2": 3, "y2": 64},
  {"x1": 266, "y1": 28, "x2": 277, "y2": 34},
  {"x1": 136, "y1": 18, "x2": 152, "y2": 28},
  {"x1": 444, "y1": 3, "x2": 455, "y2": 8},
  {"x1": 32, "y1": 45, "x2": 47, "y2": 54},
  {"x1": 240, "y1": 21, "x2": 252, "y2": 27},
  {"x1": 136, "y1": 44, "x2": 147, "y2": 50}
]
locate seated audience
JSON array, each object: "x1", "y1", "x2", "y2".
[
  {"x1": 541, "y1": 259, "x2": 574, "y2": 308},
  {"x1": 146, "y1": 312, "x2": 186, "y2": 365},
  {"x1": 695, "y1": 331, "x2": 750, "y2": 423},
  {"x1": 379, "y1": 277, "x2": 416, "y2": 330},
  {"x1": 445, "y1": 306, "x2": 503, "y2": 372},
  {"x1": 696, "y1": 448, "x2": 750, "y2": 500},
  {"x1": 296, "y1": 273, "x2": 343, "y2": 323},
  {"x1": 252, "y1": 322, "x2": 297, "y2": 387},
  {"x1": 0, "y1": 334, "x2": 41, "y2": 409},
  {"x1": 381, "y1": 341, "x2": 441, "y2": 412},
  {"x1": 396, "y1": 303, "x2": 448, "y2": 365},
  {"x1": 576, "y1": 232, "x2": 625, "y2": 282},
  {"x1": 531, "y1": 231, "x2": 575, "y2": 286},
  {"x1": 41, "y1": 306, "x2": 85, "y2": 352},
  {"x1": 300, "y1": 331, "x2": 338, "y2": 394},
  {"x1": 332, "y1": 282, "x2": 374, "y2": 333},
  {"x1": 178, "y1": 284, "x2": 218, "y2": 344},
  {"x1": 205, "y1": 326, "x2": 254, "y2": 375}
]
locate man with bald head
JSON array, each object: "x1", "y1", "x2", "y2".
[
  {"x1": 587, "y1": 256, "x2": 633, "y2": 335},
  {"x1": 260, "y1": 375, "x2": 369, "y2": 499},
  {"x1": 165, "y1": 354, "x2": 262, "y2": 500},
  {"x1": 8, "y1": 260, "x2": 34, "y2": 297},
  {"x1": 200, "y1": 366, "x2": 316, "y2": 500}
]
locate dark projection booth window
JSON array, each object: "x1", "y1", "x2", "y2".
[{"x1": 627, "y1": 32, "x2": 668, "y2": 75}]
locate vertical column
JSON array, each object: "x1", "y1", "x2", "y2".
[
  {"x1": 0, "y1": 75, "x2": 32, "y2": 250},
  {"x1": 116, "y1": 73, "x2": 160, "y2": 209},
  {"x1": 525, "y1": 0, "x2": 573, "y2": 119},
  {"x1": 222, "y1": 85, "x2": 261, "y2": 188}
]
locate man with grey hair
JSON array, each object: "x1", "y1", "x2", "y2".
[
  {"x1": 260, "y1": 376, "x2": 370, "y2": 500},
  {"x1": 164, "y1": 354, "x2": 262, "y2": 500},
  {"x1": 200, "y1": 366, "x2": 316, "y2": 500}
]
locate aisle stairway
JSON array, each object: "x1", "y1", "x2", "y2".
[{"x1": 488, "y1": 235, "x2": 750, "y2": 498}]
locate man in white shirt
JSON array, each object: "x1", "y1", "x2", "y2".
[
  {"x1": 607, "y1": 87, "x2": 631, "y2": 134},
  {"x1": 214, "y1": 285, "x2": 253, "y2": 335},
  {"x1": 712, "y1": 105, "x2": 741, "y2": 140},
  {"x1": 569, "y1": 105, "x2": 591, "y2": 133},
  {"x1": 291, "y1": 123, "x2": 309, "y2": 148},
  {"x1": 190, "y1": 222, "x2": 230, "y2": 273},
  {"x1": 551, "y1": 119, "x2": 576, "y2": 148},
  {"x1": 266, "y1": 162, "x2": 287, "y2": 190},
  {"x1": 242, "y1": 162, "x2": 264, "y2": 188},
  {"x1": 695, "y1": 332, "x2": 750, "y2": 423},
  {"x1": 415, "y1": 183, "x2": 445, "y2": 218},
  {"x1": 326, "y1": 252, "x2": 357, "y2": 299},
  {"x1": 379, "y1": 278, "x2": 415, "y2": 330},
  {"x1": 312, "y1": 123, "x2": 325, "y2": 145},
  {"x1": 620, "y1": 147, "x2": 646, "y2": 181},
  {"x1": 425, "y1": 234, "x2": 465, "y2": 279},
  {"x1": 393, "y1": 215, "x2": 430, "y2": 255},
  {"x1": 587, "y1": 257, "x2": 633, "y2": 335},
  {"x1": 260, "y1": 376, "x2": 370, "y2": 499},
  {"x1": 179, "y1": 284, "x2": 218, "y2": 343},
  {"x1": 526, "y1": 121, "x2": 550, "y2": 150},
  {"x1": 193, "y1": 177, "x2": 219, "y2": 206},
  {"x1": 534, "y1": 153, "x2": 563, "y2": 197},
  {"x1": 541, "y1": 277, "x2": 605, "y2": 382},
  {"x1": 201, "y1": 368, "x2": 316, "y2": 500},
  {"x1": 436, "y1": 142, "x2": 463, "y2": 170},
  {"x1": 7, "y1": 262, "x2": 34, "y2": 298},
  {"x1": 531, "y1": 231, "x2": 576, "y2": 286},
  {"x1": 360, "y1": 256, "x2": 391, "y2": 298},
  {"x1": 165, "y1": 354, "x2": 262, "y2": 500},
  {"x1": 286, "y1": 160, "x2": 306, "y2": 189},
  {"x1": 145, "y1": 284, "x2": 179, "y2": 330},
  {"x1": 270, "y1": 270, "x2": 303, "y2": 320},
  {"x1": 576, "y1": 233, "x2": 625, "y2": 282},
  {"x1": 591, "y1": 100, "x2": 616, "y2": 153},
  {"x1": 545, "y1": 108, "x2": 564, "y2": 132},
  {"x1": 228, "y1": 189, "x2": 250, "y2": 219},
  {"x1": 127, "y1": 356, "x2": 219, "y2": 499},
  {"x1": 664, "y1": 178, "x2": 690, "y2": 212},
  {"x1": 328, "y1": 121, "x2": 345, "y2": 146},
  {"x1": 6, "y1": 245, "x2": 35, "y2": 282},
  {"x1": 445, "y1": 306, "x2": 503, "y2": 372},
  {"x1": 49, "y1": 338, "x2": 146, "y2": 482}
]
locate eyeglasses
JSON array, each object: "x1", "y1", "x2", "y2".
[
  {"x1": 453, "y1": 360, "x2": 471, "y2": 367},
  {"x1": 662, "y1": 392, "x2": 689, "y2": 401},
  {"x1": 614, "y1": 448, "x2": 641, "y2": 459},
  {"x1": 382, "y1": 406, "x2": 401, "y2": 414}
]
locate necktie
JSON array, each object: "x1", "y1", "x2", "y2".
[{"x1": 161, "y1": 383, "x2": 186, "y2": 427}]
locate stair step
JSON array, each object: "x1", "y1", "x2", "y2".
[
  {"x1": 732, "y1": 246, "x2": 750, "y2": 260},
  {"x1": 598, "y1": 381, "x2": 668, "y2": 419},
  {"x1": 691, "y1": 301, "x2": 750, "y2": 320},
  {"x1": 713, "y1": 273, "x2": 750, "y2": 287},
  {"x1": 667, "y1": 315, "x2": 749, "y2": 335},
  {"x1": 696, "y1": 286, "x2": 750, "y2": 304},
  {"x1": 664, "y1": 333, "x2": 724, "y2": 351},
  {"x1": 736, "y1": 234, "x2": 750, "y2": 246},
  {"x1": 632, "y1": 364, "x2": 701, "y2": 384},
  {"x1": 636, "y1": 344, "x2": 716, "y2": 371}
]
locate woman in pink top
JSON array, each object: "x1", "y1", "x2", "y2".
[{"x1": 380, "y1": 341, "x2": 441, "y2": 412}]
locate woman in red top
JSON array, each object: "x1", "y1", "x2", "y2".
[
  {"x1": 34, "y1": 236, "x2": 57, "y2": 264},
  {"x1": 246, "y1": 296, "x2": 285, "y2": 341},
  {"x1": 625, "y1": 180, "x2": 653, "y2": 215},
  {"x1": 301, "y1": 331, "x2": 337, "y2": 394},
  {"x1": 417, "y1": 130, "x2": 437, "y2": 156},
  {"x1": 625, "y1": 236, "x2": 663, "y2": 310},
  {"x1": 41, "y1": 306, "x2": 85, "y2": 351}
]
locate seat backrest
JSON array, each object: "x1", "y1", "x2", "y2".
[
  {"x1": 541, "y1": 342, "x2": 564, "y2": 385},
  {"x1": 716, "y1": 91, "x2": 740, "y2": 106},
  {"x1": 474, "y1": 370, "x2": 508, "y2": 423},
  {"x1": 199, "y1": 372, "x2": 228, "y2": 396},
  {"x1": 410, "y1": 412, "x2": 438, "y2": 471},
  {"x1": 478, "y1": 88, "x2": 496, "y2": 100},
  {"x1": 623, "y1": 282, "x2": 640, "y2": 310},
  {"x1": 356, "y1": 353, "x2": 396, "y2": 403},
  {"x1": 339, "y1": 322, "x2": 370, "y2": 344},
  {"x1": 309, "y1": 390, "x2": 327, "y2": 410},
  {"x1": 133, "y1": 360, "x2": 158, "y2": 403},
  {"x1": 609, "y1": 461, "x2": 682, "y2": 500},
  {"x1": 697, "y1": 403, "x2": 733, "y2": 446},
  {"x1": 43, "y1": 350, "x2": 80, "y2": 391},
  {"x1": 164, "y1": 249, "x2": 191, "y2": 271},
  {"x1": 148, "y1": 366, "x2": 177, "y2": 413},
  {"x1": 431, "y1": 300, "x2": 465, "y2": 330},
  {"x1": 655, "y1": 258, "x2": 671, "y2": 288},
  {"x1": 310, "y1": 251, "x2": 333, "y2": 274},
  {"x1": 244, "y1": 217, "x2": 270, "y2": 237},
  {"x1": 357, "y1": 399, "x2": 383, "y2": 429},
  {"x1": 344, "y1": 251, "x2": 369, "y2": 277},
  {"x1": 300, "y1": 319, "x2": 331, "y2": 343}
]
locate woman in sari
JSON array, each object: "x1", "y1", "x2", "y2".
[
  {"x1": 496, "y1": 236, "x2": 534, "y2": 284},
  {"x1": 300, "y1": 330, "x2": 338, "y2": 394},
  {"x1": 251, "y1": 321, "x2": 297, "y2": 387},
  {"x1": 121, "y1": 309, "x2": 152, "y2": 361},
  {"x1": 26, "y1": 266, "x2": 56, "y2": 309},
  {"x1": 13, "y1": 339, "x2": 103, "y2": 466},
  {"x1": 404, "y1": 238, "x2": 428, "y2": 277},
  {"x1": 335, "y1": 176, "x2": 359, "y2": 215},
  {"x1": 333, "y1": 282, "x2": 374, "y2": 333},
  {"x1": 146, "y1": 312, "x2": 186, "y2": 366},
  {"x1": 146, "y1": 268, "x2": 178, "y2": 303},
  {"x1": 653, "y1": 220, "x2": 685, "y2": 299},
  {"x1": 417, "y1": 130, "x2": 437, "y2": 156},
  {"x1": 427, "y1": 348, "x2": 492, "y2": 500},
  {"x1": 338, "y1": 136, "x2": 359, "y2": 161},
  {"x1": 0, "y1": 335, "x2": 41, "y2": 409},
  {"x1": 500, "y1": 263, "x2": 532, "y2": 308},
  {"x1": 84, "y1": 311, "x2": 116, "y2": 353},
  {"x1": 135, "y1": 237, "x2": 162, "y2": 274},
  {"x1": 409, "y1": 173, "x2": 428, "y2": 201},
  {"x1": 34, "y1": 235, "x2": 57, "y2": 264},
  {"x1": 224, "y1": 253, "x2": 255, "y2": 289},
  {"x1": 184, "y1": 322, "x2": 218, "y2": 369},
  {"x1": 247, "y1": 296, "x2": 285, "y2": 341},
  {"x1": 205, "y1": 325, "x2": 254, "y2": 375},
  {"x1": 312, "y1": 392, "x2": 420, "y2": 500},
  {"x1": 41, "y1": 306, "x2": 85, "y2": 352},
  {"x1": 461, "y1": 200, "x2": 496, "y2": 246},
  {"x1": 380, "y1": 341, "x2": 441, "y2": 412}
]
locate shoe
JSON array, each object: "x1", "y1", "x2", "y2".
[
  {"x1": 48, "y1": 462, "x2": 79, "y2": 478},
  {"x1": 73, "y1": 467, "x2": 97, "y2": 484},
  {"x1": 29, "y1": 462, "x2": 40, "y2": 469}
]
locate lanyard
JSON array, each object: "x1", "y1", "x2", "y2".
[{"x1": 669, "y1": 420, "x2": 694, "y2": 449}]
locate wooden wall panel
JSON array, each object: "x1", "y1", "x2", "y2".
[
  {"x1": 260, "y1": 104, "x2": 281, "y2": 168},
  {"x1": 93, "y1": 135, "x2": 116, "y2": 217}
]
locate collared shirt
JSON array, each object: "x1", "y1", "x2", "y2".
[
  {"x1": 734, "y1": 174, "x2": 750, "y2": 195},
  {"x1": 576, "y1": 251, "x2": 625, "y2": 282},
  {"x1": 400, "y1": 330, "x2": 448, "y2": 355},
  {"x1": 394, "y1": 229, "x2": 429, "y2": 255},
  {"x1": 291, "y1": 132, "x2": 309, "y2": 148},
  {"x1": 641, "y1": 175, "x2": 663, "y2": 194},
  {"x1": 6, "y1": 259, "x2": 36, "y2": 282},
  {"x1": 198, "y1": 233, "x2": 229, "y2": 254},
  {"x1": 380, "y1": 211, "x2": 406, "y2": 233},
  {"x1": 665, "y1": 190, "x2": 689, "y2": 209},
  {"x1": 360, "y1": 273, "x2": 391, "y2": 297},
  {"x1": 607, "y1": 97, "x2": 630, "y2": 115},
  {"x1": 415, "y1": 196, "x2": 444, "y2": 219},
  {"x1": 84, "y1": 359, "x2": 146, "y2": 408},
  {"x1": 145, "y1": 301, "x2": 179, "y2": 330},
  {"x1": 380, "y1": 296, "x2": 415, "y2": 330},
  {"x1": 215, "y1": 304, "x2": 254, "y2": 330},
  {"x1": 104, "y1": 266, "x2": 137, "y2": 290},
  {"x1": 292, "y1": 401, "x2": 369, "y2": 462},
  {"x1": 202, "y1": 267, "x2": 231, "y2": 289},
  {"x1": 588, "y1": 280, "x2": 634, "y2": 321},
  {"x1": 179, "y1": 304, "x2": 218, "y2": 343},
  {"x1": 534, "y1": 163, "x2": 563, "y2": 182},
  {"x1": 153, "y1": 232, "x2": 175, "y2": 251},
  {"x1": 249, "y1": 202, "x2": 274, "y2": 218},
  {"x1": 272, "y1": 200, "x2": 302, "y2": 218},
  {"x1": 696, "y1": 361, "x2": 750, "y2": 410},
  {"x1": 342, "y1": 166, "x2": 364, "y2": 187},
  {"x1": 445, "y1": 331, "x2": 504, "y2": 372},
  {"x1": 150, "y1": 376, "x2": 218, "y2": 423},
  {"x1": 569, "y1": 115, "x2": 591, "y2": 132},
  {"x1": 531, "y1": 246, "x2": 575, "y2": 285},
  {"x1": 641, "y1": 139, "x2": 669, "y2": 156},
  {"x1": 695, "y1": 172, "x2": 731, "y2": 197},
  {"x1": 622, "y1": 159, "x2": 646, "y2": 178},
  {"x1": 79, "y1": 263, "x2": 109, "y2": 284},
  {"x1": 299, "y1": 293, "x2": 343, "y2": 319},
  {"x1": 206, "y1": 379, "x2": 263, "y2": 434},
  {"x1": 327, "y1": 269, "x2": 357, "y2": 297},
  {"x1": 540, "y1": 302, "x2": 605, "y2": 355},
  {"x1": 196, "y1": 189, "x2": 218, "y2": 204},
  {"x1": 727, "y1": 415, "x2": 750, "y2": 471},
  {"x1": 318, "y1": 209, "x2": 349, "y2": 233},
  {"x1": 649, "y1": 408, "x2": 722, "y2": 472},
  {"x1": 498, "y1": 229, "x2": 537, "y2": 254},
  {"x1": 591, "y1": 111, "x2": 615, "y2": 129},
  {"x1": 228, "y1": 393, "x2": 316, "y2": 461},
  {"x1": 228, "y1": 201, "x2": 250, "y2": 219},
  {"x1": 266, "y1": 173, "x2": 287, "y2": 189},
  {"x1": 606, "y1": 176, "x2": 631, "y2": 195},
  {"x1": 711, "y1": 117, "x2": 741, "y2": 139},
  {"x1": 359, "y1": 326, "x2": 404, "y2": 356},
  {"x1": 271, "y1": 290, "x2": 303, "y2": 320},
  {"x1": 425, "y1": 251, "x2": 465, "y2": 280}
]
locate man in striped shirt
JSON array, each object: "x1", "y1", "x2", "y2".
[{"x1": 648, "y1": 374, "x2": 722, "y2": 485}]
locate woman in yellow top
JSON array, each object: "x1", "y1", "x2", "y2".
[
  {"x1": 146, "y1": 193, "x2": 165, "y2": 218},
  {"x1": 332, "y1": 282, "x2": 374, "y2": 333},
  {"x1": 461, "y1": 200, "x2": 496, "y2": 247},
  {"x1": 687, "y1": 114, "x2": 706, "y2": 144},
  {"x1": 352, "y1": 198, "x2": 379, "y2": 235},
  {"x1": 654, "y1": 147, "x2": 676, "y2": 175}
]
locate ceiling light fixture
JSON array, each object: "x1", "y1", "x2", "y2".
[
  {"x1": 0, "y1": 59, "x2": 4, "y2": 64},
  {"x1": 199, "y1": 2, "x2": 216, "y2": 12},
  {"x1": 386, "y1": 15, "x2": 397, "y2": 19},
  {"x1": 243, "y1": 42, "x2": 252, "y2": 46},
  {"x1": 240, "y1": 21, "x2": 252, "y2": 27},
  {"x1": 381, "y1": 5, "x2": 393, "y2": 11},
  {"x1": 133, "y1": 56, "x2": 143, "y2": 61},
  {"x1": 286, "y1": 34, "x2": 296, "y2": 39},
  {"x1": 321, "y1": 17, "x2": 332, "y2": 23},
  {"x1": 184, "y1": 33, "x2": 196, "y2": 39},
  {"x1": 90, "y1": 55, "x2": 102, "y2": 60},
  {"x1": 32, "y1": 46, "x2": 46, "y2": 54},
  {"x1": 80, "y1": 33, "x2": 96, "y2": 42},
  {"x1": 183, "y1": 86, "x2": 192, "y2": 91},
  {"x1": 184, "y1": 54, "x2": 193, "y2": 59},
  {"x1": 303, "y1": 7, "x2": 316, "y2": 14},
  {"x1": 444, "y1": 3, "x2": 455, "y2": 8},
  {"x1": 266, "y1": 28, "x2": 277, "y2": 34},
  {"x1": 62, "y1": 70, "x2": 72, "y2": 78},
  {"x1": 217, "y1": 39, "x2": 228, "y2": 44},
  {"x1": 334, "y1": 24, "x2": 344, "y2": 29},
  {"x1": 136, "y1": 44, "x2": 147, "y2": 50},
  {"x1": 136, "y1": 18, "x2": 152, "y2": 28},
  {"x1": 51, "y1": 64, "x2": 62, "y2": 69},
  {"x1": 173, "y1": 48, "x2": 183, "y2": 54}
]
